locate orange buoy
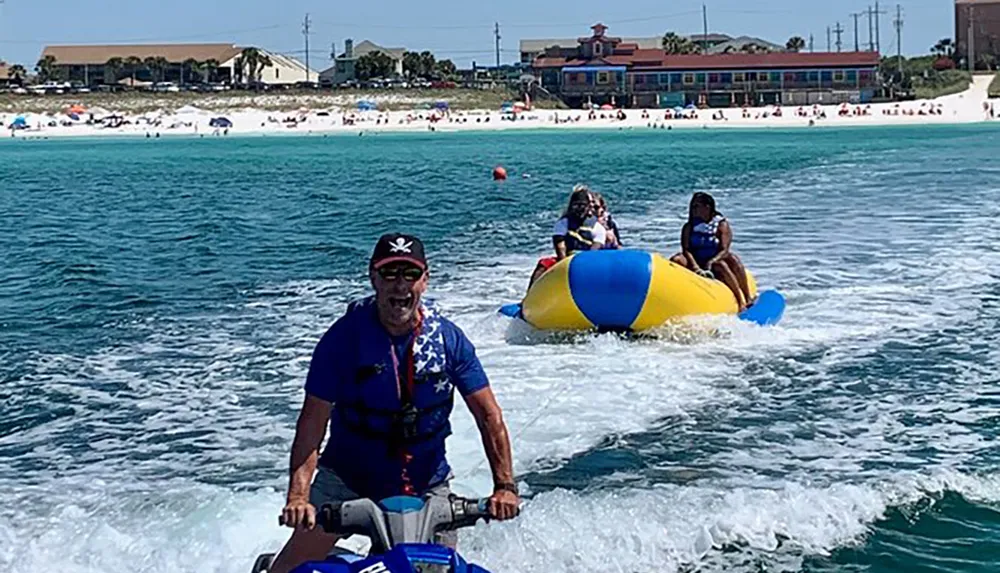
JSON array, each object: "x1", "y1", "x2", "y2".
[{"x1": 492, "y1": 166, "x2": 508, "y2": 181}]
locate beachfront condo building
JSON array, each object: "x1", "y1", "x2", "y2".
[
  {"x1": 530, "y1": 24, "x2": 880, "y2": 108},
  {"x1": 37, "y1": 44, "x2": 317, "y2": 88},
  {"x1": 955, "y1": 0, "x2": 1000, "y2": 69}
]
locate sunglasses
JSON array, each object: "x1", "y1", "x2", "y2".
[{"x1": 377, "y1": 266, "x2": 425, "y2": 282}]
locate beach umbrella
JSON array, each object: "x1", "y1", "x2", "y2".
[
  {"x1": 600, "y1": 104, "x2": 614, "y2": 110},
  {"x1": 434, "y1": 101, "x2": 449, "y2": 110},
  {"x1": 357, "y1": 101, "x2": 376, "y2": 111}
]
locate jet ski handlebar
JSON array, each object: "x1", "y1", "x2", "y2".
[{"x1": 316, "y1": 495, "x2": 491, "y2": 537}]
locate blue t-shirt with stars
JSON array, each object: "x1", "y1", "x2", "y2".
[{"x1": 305, "y1": 302, "x2": 489, "y2": 499}]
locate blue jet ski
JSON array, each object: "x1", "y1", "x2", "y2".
[{"x1": 251, "y1": 495, "x2": 494, "y2": 573}]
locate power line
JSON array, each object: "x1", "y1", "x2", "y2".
[{"x1": 312, "y1": 10, "x2": 704, "y2": 32}]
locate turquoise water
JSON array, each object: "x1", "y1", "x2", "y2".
[{"x1": 1, "y1": 126, "x2": 999, "y2": 572}]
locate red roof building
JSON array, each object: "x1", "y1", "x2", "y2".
[{"x1": 532, "y1": 24, "x2": 881, "y2": 108}]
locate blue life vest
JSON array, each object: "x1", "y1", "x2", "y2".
[
  {"x1": 326, "y1": 297, "x2": 455, "y2": 490},
  {"x1": 689, "y1": 214, "x2": 725, "y2": 265}
]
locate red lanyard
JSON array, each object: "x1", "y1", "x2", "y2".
[{"x1": 388, "y1": 313, "x2": 423, "y2": 496}]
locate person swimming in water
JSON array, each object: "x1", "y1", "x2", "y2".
[
  {"x1": 528, "y1": 185, "x2": 607, "y2": 287},
  {"x1": 670, "y1": 192, "x2": 754, "y2": 311}
]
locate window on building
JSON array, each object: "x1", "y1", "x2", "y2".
[
  {"x1": 808, "y1": 71, "x2": 819, "y2": 82},
  {"x1": 660, "y1": 73, "x2": 670, "y2": 84},
  {"x1": 846, "y1": 70, "x2": 857, "y2": 82},
  {"x1": 833, "y1": 70, "x2": 845, "y2": 82},
  {"x1": 597, "y1": 71, "x2": 609, "y2": 84},
  {"x1": 795, "y1": 71, "x2": 807, "y2": 82},
  {"x1": 784, "y1": 72, "x2": 796, "y2": 83},
  {"x1": 275, "y1": 68, "x2": 280, "y2": 79},
  {"x1": 595, "y1": 42, "x2": 603, "y2": 55},
  {"x1": 670, "y1": 72, "x2": 683, "y2": 84},
  {"x1": 734, "y1": 72, "x2": 745, "y2": 82},
  {"x1": 695, "y1": 73, "x2": 706, "y2": 84},
  {"x1": 771, "y1": 72, "x2": 781, "y2": 82},
  {"x1": 820, "y1": 71, "x2": 833, "y2": 83},
  {"x1": 634, "y1": 74, "x2": 644, "y2": 85},
  {"x1": 721, "y1": 72, "x2": 732, "y2": 83},
  {"x1": 708, "y1": 73, "x2": 720, "y2": 83},
  {"x1": 683, "y1": 73, "x2": 695, "y2": 84}
]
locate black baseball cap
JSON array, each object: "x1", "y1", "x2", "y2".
[{"x1": 369, "y1": 233, "x2": 427, "y2": 270}]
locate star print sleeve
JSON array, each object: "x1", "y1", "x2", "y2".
[
  {"x1": 446, "y1": 322, "x2": 490, "y2": 397},
  {"x1": 304, "y1": 319, "x2": 346, "y2": 403}
]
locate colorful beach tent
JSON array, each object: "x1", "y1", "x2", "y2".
[{"x1": 209, "y1": 117, "x2": 233, "y2": 128}]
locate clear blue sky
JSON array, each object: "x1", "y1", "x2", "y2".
[{"x1": 0, "y1": 0, "x2": 958, "y2": 69}]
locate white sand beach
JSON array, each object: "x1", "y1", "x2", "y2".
[{"x1": 3, "y1": 76, "x2": 997, "y2": 140}]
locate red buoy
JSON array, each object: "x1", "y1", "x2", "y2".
[{"x1": 492, "y1": 166, "x2": 508, "y2": 181}]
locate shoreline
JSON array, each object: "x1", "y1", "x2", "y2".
[{"x1": 4, "y1": 77, "x2": 997, "y2": 141}]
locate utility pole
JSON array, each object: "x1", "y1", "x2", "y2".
[
  {"x1": 809, "y1": 34, "x2": 814, "y2": 53},
  {"x1": 893, "y1": 5, "x2": 903, "y2": 75},
  {"x1": 302, "y1": 13, "x2": 312, "y2": 83},
  {"x1": 968, "y1": 6, "x2": 975, "y2": 71},
  {"x1": 852, "y1": 12, "x2": 861, "y2": 51},
  {"x1": 494, "y1": 22, "x2": 501, "y2": 81},
  {"x1": 874, "y1": 1, "x2": 886, "y2": 54},
  {"x1": 826, "y1": 26, "x2": 831, "y2": 52},
  {"x1": 702, "y1": 4, "x2": 709, "y2": 53},
  {"x1": 867, "y1": 6, "x2": 875, "y2": 52},
  {"x1": 834, "y1": 22, "x2": 844, "y2": 52}
]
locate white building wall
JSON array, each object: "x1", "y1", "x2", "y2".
[{"x1": 220, "y1": 50, "x2": 319, "y2": 85}]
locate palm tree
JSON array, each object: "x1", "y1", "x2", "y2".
[
  {"x1": 403, "y1": 51, "x2": 422, "y2": 79},
  {"x1": 105, "y1": 57, "x2": 124, "y2": 85},
  {"x1": 202, "y1": 59, "x2": 219, "y2": 83},
  {"x1": 233, "y1": 54, "x2": 246, "y2": 86},
  {"x1": 143, "y1": 56, "x2": 159, "y2": 83},
  {"x1": 786, "y1": 36, "x2": 806, "y2": 53},
  {"x1": 9, "y1": 64, "x2": 27, "y2": 85},
  {"x1": 182, "y1": 58, "x2": 200, "y2": 85},
  {"x1": 419, "y1": 51, "x2": 436, "y2": 79},
  {"x1": 255, "y1": 52, "x2": 272, "y2": 84},
  {"x1": 154, "y1": 56, "x2": 170, "y2": 83},
  {"x1": 240, "y1": 48, "x2": 263, "y2": 83},
  {"x1": 433, "y1": 59, "x2": 457, "y2": 80},
  {"x1": 125, "y1": 56, "x2": 143, "y2": 86},
  {"x1": 35, "y1": 55, "x2": 57, "y2": 82},
  {"x1": 932, "y1": 38, "x2": 954, "y2": 58},
  {"x1": 661, "y1": 32, "x2": 699, "y2": 55}
]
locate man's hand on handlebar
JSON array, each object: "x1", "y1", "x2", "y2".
[
  {"x1": 488, "y1": 489, "x2": 519, "y2": 521},
  {"x1": 280, "y1": 496, "x2": 317, "y2": 530}
]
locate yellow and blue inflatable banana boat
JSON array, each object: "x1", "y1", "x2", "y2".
[{"x1": 499, "y1": 250, "x2": 784, "y2": 331}]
